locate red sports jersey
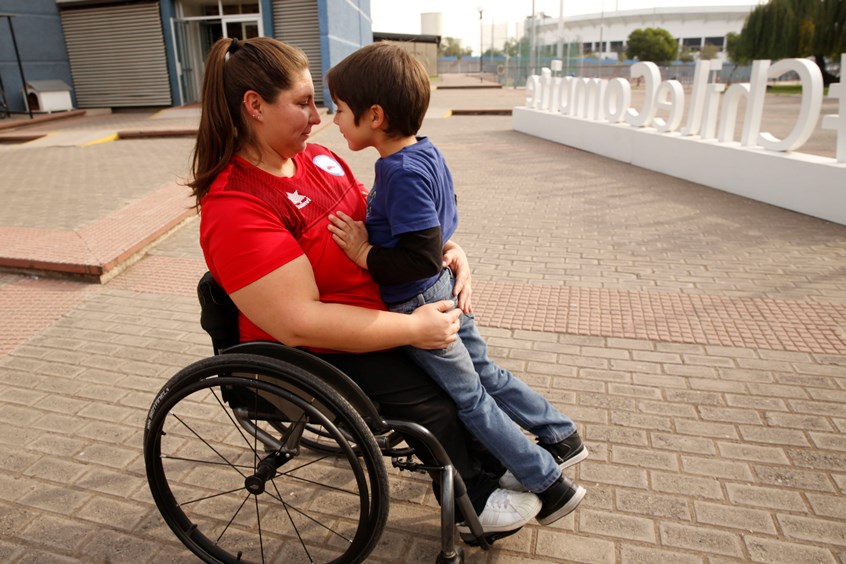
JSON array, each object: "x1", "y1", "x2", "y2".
[{"x1": 200, "y1": 144, "x2": 383, "y2": 345}]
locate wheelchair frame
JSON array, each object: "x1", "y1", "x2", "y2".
[{"x1": 142, "y1": 273, "x2": 495, "y2": 563}]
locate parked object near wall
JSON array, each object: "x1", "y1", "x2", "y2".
[
  {"x1": 513, "y1": 55, "x2": 846, "y2": 226},
  {"x1": 24, "y1": 80, "x2": 73, "y2": 113}
]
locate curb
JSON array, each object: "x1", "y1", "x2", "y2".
[
  {"x1": 450, "y1": 108, "x2": 512, "y2": 116},
  {"x1": 118, "y1": 129, "x2": 198, "y2": 139},
  {"x1": 435, "y1": 84, "x2": 503, "y2": 90},
  {"x1": 0, "y1": 133, "x2": 44, "y2": 143},
  {"x1": 0, "y1": 109, "x2": 86, "y2": 131}
]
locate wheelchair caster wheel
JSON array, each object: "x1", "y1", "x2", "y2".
[{"x1": 436, "y1": 546, "x2": 464, "y2": 563}]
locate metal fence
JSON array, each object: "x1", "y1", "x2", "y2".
[{"x1": 438, "y1": 56, "x2": 755, "y2": 88}]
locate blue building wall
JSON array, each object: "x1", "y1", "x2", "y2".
[
  {"x1": 159, "y1": 0, "x2": 274, "y2": 107},
  {"x1": 0, "y1": 0, "x2": 371, "y2": 113},
  {"x1": 260, "y1": 0, "x2": 273, "y2": 35},
  {"x1": 0, "y1": 0, "x2": 73, "y2": 113},
  {"x1": 318, "y1": 0, "x2": 371, "y2": 111},
  {"x1": 158, "y1": 1, "x2": 179, "y2": 109}
]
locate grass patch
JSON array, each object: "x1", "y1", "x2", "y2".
[{"x1": 767, "y1": 84, "x2": 829, "y2": 96}]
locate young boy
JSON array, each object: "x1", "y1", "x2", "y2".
[{"x1": 325, "y1": 43, "x2": 587, "y2": 536}]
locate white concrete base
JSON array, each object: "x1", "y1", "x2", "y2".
[{"x1": 513, "y1": 107, "x2": 846, "y2": 226}]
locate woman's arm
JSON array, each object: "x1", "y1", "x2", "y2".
[{"x1": 229, "y1": 255, "x2": 461, "y2": 353}]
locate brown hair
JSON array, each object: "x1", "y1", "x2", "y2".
[
  {"x1": 326, "y1": 42, "x2": 430, "y2": 138},
  {"x1": 189, "y1": 37, "x2": 310, "y2": 207}
]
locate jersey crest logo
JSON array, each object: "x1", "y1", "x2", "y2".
[
  {"x1": 287, "y1": 190, "x2": 311, "y2": 209},
  {"x1": 313, "y1": 154, "x2": 345, "y2": 176}
]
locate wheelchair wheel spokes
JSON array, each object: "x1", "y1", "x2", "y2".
[
  {"x1": 144, "y1": 355, "x2": 389, "y2": 564},
  {"x1": 153, "y1": 378, "x2": 368, "y2": 563}
]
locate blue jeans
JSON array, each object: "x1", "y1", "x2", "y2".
[{"x1": 388, "y1": 268, "x2": 577, "y2": 493}]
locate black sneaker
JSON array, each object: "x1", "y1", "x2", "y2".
[
  {"x1": 536, "y1": 475, "x2": 586, "y2": 526},
  {"x1": 539, "y1": 431, "x2": 589, "y2": 469}
]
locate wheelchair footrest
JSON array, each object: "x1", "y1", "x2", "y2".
[
  {"x1": 459, "y1": 527, "x2": 521, "y2": 548},
  {"x1": 391, "y1": 456, "x2": 437, "y2": 474}
]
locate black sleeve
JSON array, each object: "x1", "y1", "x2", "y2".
[{"x1": 366, "y1": 226, "x2": 443, "y2": 285}]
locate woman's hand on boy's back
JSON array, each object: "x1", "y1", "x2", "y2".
[
  {"x1": 442, "y1": 240, "x2": 472, "y2": 314},
  {"x1": 328, "y1": 211, "x2": 372, "y2": 269}
]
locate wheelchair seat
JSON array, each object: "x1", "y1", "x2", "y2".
[{"x1": 143, "y1": 272, "x2": 491, "y2": 564}]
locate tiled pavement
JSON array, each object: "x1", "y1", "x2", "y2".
[{"x1": 1, "y1": 75, "x2": 845, "y2": 563}]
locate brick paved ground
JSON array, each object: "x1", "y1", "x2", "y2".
[
  {"x1": 1, "y1": 76, "x2": 845, "y2": 563},
  {"x1": 0, "y1": 106, "x2": 335, "y2": 280}
]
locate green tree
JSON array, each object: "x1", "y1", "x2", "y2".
[
  {"x1": 503, "y1": 36, "x2": 531, "y2": 58},
  {"x1": 725, "y1": 31, "x2": 749, "y2": 64},
  {"x1": 625, "y1": 28, "x2": 678, "y2": 65},
  {"x1": 699, "y1": 43, "x2": 721, "y2": 60},
  {"x1": 439, "y1": 37, "x2": 472, "y2": 59},
  {"x1": 736, "y1": 0, "x2": 844, "y2": 85},
  {"x1": 725, "y1": 31, "x2": 750, "y2": 85}
]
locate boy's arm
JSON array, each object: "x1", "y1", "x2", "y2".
[
  {"x1": 367, "y1": 227, "x2": 442, "y2": 284},
  {"x1": 327, "y1": 211, "x2": 372, "y2": 268},
  {"x1": 328, "y1": 211, "x2": 442, "y2": 284}
]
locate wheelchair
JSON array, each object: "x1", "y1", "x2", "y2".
[{"x1": 143, "y1": 272, "x2": 503, "y2": 563}]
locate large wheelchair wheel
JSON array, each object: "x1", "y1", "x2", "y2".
[{"x1": 144, "y1": 353, "x2": 390, "y2": 564}]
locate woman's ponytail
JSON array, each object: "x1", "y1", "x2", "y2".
[{"x1": 188, "y1": 37, "x2": 310, "y2": 208}]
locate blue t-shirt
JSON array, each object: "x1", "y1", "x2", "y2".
[{"x1": 367, "y1": 137, "x2": 459, "y2": 303}]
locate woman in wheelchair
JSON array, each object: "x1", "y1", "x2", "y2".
[{"x1": 151, "y1": 36, "x2": 570, "y2": 562}]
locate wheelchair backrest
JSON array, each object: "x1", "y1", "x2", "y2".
[
  {"x1": 195, "y1": 272, "x2": 389, "y2": 432},
  {"x1": 197, "y1": 271, "x2": 239, "y2": 354}
]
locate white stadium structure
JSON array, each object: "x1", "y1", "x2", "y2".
[{"x1": 531, "y1": 4, "x2": 760, "y2": 61}]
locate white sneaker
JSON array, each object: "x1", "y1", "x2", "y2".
[
  {"x1": 456, "y1": 488, "x2": 542, "y2": 535},
  {"x1": 498, "y1": 470, "x2": 525, "y2": 492}
]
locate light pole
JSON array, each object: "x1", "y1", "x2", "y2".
[
  {"x1": 557, "y1": 0, "x2": 564, "y2": 59},
  {"x1": 0, "y1": 14, "x2": 31, "y2": 119},
  {"x1": 529, "y1": 0, "x2": 536, "y2": 75},
  {"x1": 477, "y1": 6, "x2": 483, "y2": 82},
  {"x1": 598, "y1": 0, "x2": 605, "y2": 60}
]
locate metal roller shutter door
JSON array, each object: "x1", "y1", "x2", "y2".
[
  {"x1": 60, "y1": 2, "x2": 171, "y2": 108},
  {"x1": 273, "y1": 0, "x2": 323, "y2": 105}
]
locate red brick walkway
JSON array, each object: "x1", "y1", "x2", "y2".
[
  {"x1": 474, "y1": 281, "x2": 846, "y2": 354},
  {"x1": 1, "y1": 78, "x2": 845, "y2": 564},
  {"x1": 90, "y1": 253, "x2": 846, "y2": 356},
  {"x1": 0, "y1": 277, "x2": 91, "y2": 356},
  {"x1": 0, "y1": 183, "x2": 193, "y2": 279}
]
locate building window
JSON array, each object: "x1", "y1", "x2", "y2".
[
  {"x1": 705, "y1": 36, "x2": 725, "y2": 48},
  {"x1": 203, "y1": 2, "x2": 259, "y2": 16},
  {"x1": 223, "y1": 3, "x2": 259, "y2": 15},
  {"x1": 682, "y1": 37, "x2": 702, "y2": 50}
]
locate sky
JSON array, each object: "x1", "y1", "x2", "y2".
[{"x1": 370, "y1": 0, "x2": 761, "y2": 55}]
